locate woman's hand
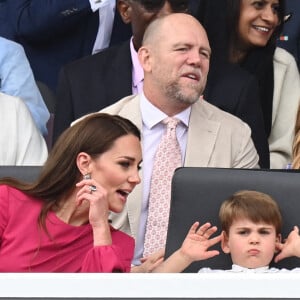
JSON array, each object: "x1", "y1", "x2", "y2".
[
  {"x1": 275, "y1": 226, "x2": 300, "y2": 263},
  {"x1": 131, "y1": 249, "x2": 165, "y2": 273},
  {"x1": 76, "y1": 177, "x2": 111, "y2": 246}
]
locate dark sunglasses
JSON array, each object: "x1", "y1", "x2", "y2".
[{"x1": 133, "y1": 0, "x2": 189, "y2": 12}]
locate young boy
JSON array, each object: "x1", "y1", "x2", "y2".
[
  {"x1": 156, "y1": 190, "x2": 300, "y2": 273},
  {"x1": 199, "y1": 190, "x2": 300, "y2": 273}
]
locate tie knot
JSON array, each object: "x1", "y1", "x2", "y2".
[{"x1": 163, "y1": 117, "x2": 180, "y2": 130}]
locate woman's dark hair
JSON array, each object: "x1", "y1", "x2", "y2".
[
  {"x1": 0, "y1": 113, "x2": 140, "y2": 231},
  {"x1": 197, "y1": 0, "x2": 286, "y2": 137},
  {"x1": 227, "y1": 0, "x2": 285, "y2": 57}
]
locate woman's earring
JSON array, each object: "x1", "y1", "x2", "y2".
[{"x1": 83, "y1": 173, "x2": 91, "y2": 180}]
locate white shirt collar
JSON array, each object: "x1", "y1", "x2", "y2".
[
  {"x1": 140, "y1": 92, "x2": 190, "y2": 130},
  {"x1": 231, "y1": 264, "x2": 270, "y2": 273}
]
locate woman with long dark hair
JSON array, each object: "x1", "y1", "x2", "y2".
[
  {"x1": 0, "y1": 113, "x2": 142, "y2": 272},
  {"x1": 197, "y1": 0, "x2": 300, "y2": 168}
]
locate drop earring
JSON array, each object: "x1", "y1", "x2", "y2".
[{"x1": 83, "y1": 173, "x2": 91, "y2": 180}]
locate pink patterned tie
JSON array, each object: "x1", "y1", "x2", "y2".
[{"x1": 143, "y1": 117, "x2": 182, "y2": 257}]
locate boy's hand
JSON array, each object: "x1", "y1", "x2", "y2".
[{"x1": 180, "y1": 221, "x2": 221, "y2": 262}]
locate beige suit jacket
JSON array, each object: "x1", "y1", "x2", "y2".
[
  {"x1": 270, "y1": 47, "x2": 300, "y2": 168},
  {"x1": 100, "y1": 94, "x2": 259, "y2": 239}
]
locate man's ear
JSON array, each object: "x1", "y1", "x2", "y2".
[
  {"x1": 221, "y1": 231, "x2": 231, "y2": 254},
  {"x1": 117, "y1": 0, "x2": 132, "y2": 24},
  {"x1": 138, "y1": 46, "x2": 152, "y2": 73},
  {"x1": 76, "y1": 152, "x2": 92, "y2": 176}
]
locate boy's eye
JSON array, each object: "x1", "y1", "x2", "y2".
[
  {"x1": 259, "y1": 229, "x2": 271, "y2": 235},
  {"x1": 238, "y1": 230, "x2": 248, "y2": 235}
]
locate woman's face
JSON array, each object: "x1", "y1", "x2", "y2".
[
  {"x1": 91, "y1": 134, "x2": 142, "y2": 213},
  {"x1": 238, "y1": 0, "x2": 280, "y2": 50}
]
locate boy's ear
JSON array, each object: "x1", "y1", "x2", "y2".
[
  {"x1": 274, "y1": 233, "x2": 282, "y2": 253},
  {"x1": 276, "y1": 234, "x2": 282, "y2": 243},
  {"x1": 221, "y1": 231, "x2": 231, "y2": 254}
]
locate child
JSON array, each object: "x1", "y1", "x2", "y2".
[
  {"x1": 199, "y1": 190, "x2": 300, "y2": 273},
  {"x1": 155, "y1": 190, "x2": 300, "y2": 273}
]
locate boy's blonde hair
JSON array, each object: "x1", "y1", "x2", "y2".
[{"x1": 219, "y1": 190, "x2": 282, "y2": 235}]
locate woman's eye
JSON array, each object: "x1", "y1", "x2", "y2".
[
  {"x1": 119, "y1": 161, "x2": 130, "y2": 168},
  {"x1": 253, "y1": 1, "x2": 264, "y2": 9},
  {"x1": 272, "y1": 5, "x2": 280, "y2": 15}
]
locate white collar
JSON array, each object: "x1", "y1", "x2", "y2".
[{"x1": 231, "y1": 264, "x2": 270, "y2": 273}]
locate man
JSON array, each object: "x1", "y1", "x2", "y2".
[
  {"x1": 0, "y1": 0, "x2": 131, "y2": 90},
  {"x1": 0, "y1": 37, "x2": 49, "y2": 135},
  {"x1": 99, "y1": 13, "x2": 259, "y2": 267},
  {"x1": 0, "y1": 92, "x2": 48, "y2": 165},
  {"x1": 53, "y1": 0, "x2": 190, "y2": 142},
  {"x1": 54, "y1": 0, "x2": 269, "y2": 169}
]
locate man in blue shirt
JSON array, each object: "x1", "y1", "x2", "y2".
[{"x1": 0, "y1": 37, "x2": 49, "y2": 135}]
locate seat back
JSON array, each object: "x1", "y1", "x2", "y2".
[
  {"x1": 0, "y1": 166, "x2": 42, "y2": 183},
  {"x1": 165, "y1": 167, "x2": 300, "y2": 272}
]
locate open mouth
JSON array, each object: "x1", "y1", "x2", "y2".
[
  {"x1": 117, "y1": 189, "x2": 130, "y2": 201},
  {"x1": 182, "y1": 72, "x2": 200, "y2": 82}
]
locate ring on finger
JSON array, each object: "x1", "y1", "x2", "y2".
[{"x1": 89, "y1": 185, "x2": 97, "y2": 193}]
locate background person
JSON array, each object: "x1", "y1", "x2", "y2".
[
  {"x1": 0, "y1": 92, "x2": 48, "y2": 165},
  {"x1": 0, "y1": 37, "x2": 49, "y2": 135},
  {"x1": 197, "y1": 0, "x2": 300, "y2": 168},
  {"x1": 53, "y1": 0, "x2": 190, "y2": 143}
]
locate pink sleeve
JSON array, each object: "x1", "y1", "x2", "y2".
[
  {"x1": 81, "y1": 229, "x2": 134, "y2": 273},
  {"x1": 81, "y1": 245, "x2": 131, "y2": 272}
]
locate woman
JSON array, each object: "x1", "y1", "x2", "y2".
[
  {"x1": 0, "y1": 111, "x2": 224, "y2": 272},
  {"x1": 197, "y1": 0, "x2": 300, "y2": 169},
  {"x1": 0, "y1": 113, "x2": 142, "y2": 272}
]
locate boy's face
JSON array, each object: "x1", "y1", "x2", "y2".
[{"x1": 221, "y1": 218, "x2": 281, "y2": 269}]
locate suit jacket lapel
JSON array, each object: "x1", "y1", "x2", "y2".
[{"x1": 184, "y1": 101, "x2": 221, "y2": 167}]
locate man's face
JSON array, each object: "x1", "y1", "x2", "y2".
[
  {"x1": 119, "y1": 0, "x2": 189, "y2": 49},
  {"x1": 144, "y1": 15, "x2": 211, "y2": 108}
]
